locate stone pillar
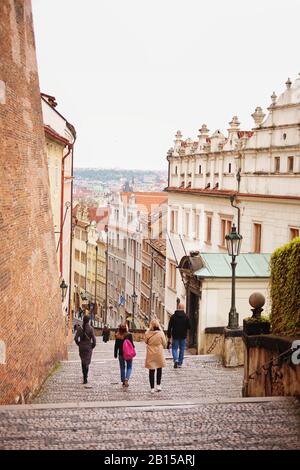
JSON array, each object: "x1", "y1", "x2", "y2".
[{"x1": 223, "y1": 328, "x2": 244, "y2": 367}]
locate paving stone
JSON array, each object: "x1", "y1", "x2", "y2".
[
  {"x1": 32, "y1": 342, "x2": 243, "y2": 403},
  {"x1": 0, "y1": 341, "x2": 299, "y2": 450}
]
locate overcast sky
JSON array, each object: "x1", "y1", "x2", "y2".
[{"x1": 32, "y1": 0, "x2": 300, "y2": 170}]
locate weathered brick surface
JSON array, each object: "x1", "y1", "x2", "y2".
[{"x1": 0, "y1": 0, "x2": 67, "y2": 404}]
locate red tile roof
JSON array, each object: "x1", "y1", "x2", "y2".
[
  {"x1": 121, "y1": 192, "x2": 168, "y2": 213},
  {"x1": 237, "y1": 131, "x2": 254, "y2": 139},
  {"x1": 88, "y1": 207, "x2": 109, "y2": 224}
]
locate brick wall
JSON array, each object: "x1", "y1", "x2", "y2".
[{"x1": 0, "y1": 0, "x2": 67, "y2": 404}]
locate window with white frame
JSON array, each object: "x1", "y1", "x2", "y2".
[
  {"x1": 170, "y1": 209, "x2": 178, "y2": 233},
  {"x1": 184, "y1": 211, "x2": 190, "y2": 237},
  {"x1": 194, "y1": 212, "x2": 200, "y2": 239},
  {"x1": 288, "y1": 156, "x2": 294, "y2": 173},
  {"x1": 253, "y1": 223, "x2": 262, "y2": 253},
  {"x1": 220, "y1": 217, "x2": 232, "y2": 248},
  {"x1": 169, "y1": 262, "x2": 177, "y2": 290},
  {"x1": 205, "y1": 213, "x2": 212, "y2": 244}
]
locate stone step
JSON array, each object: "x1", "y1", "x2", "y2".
[{"x1": 0, "y1": 398, "x2": 299, "y2": 450}]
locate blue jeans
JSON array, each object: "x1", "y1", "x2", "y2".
[
  {"x1": 119, "y1": 357, "x2": 133, "y2": 382},
  {"x1": 172, "y1": 339, "x2": 186, "y2": 365}
]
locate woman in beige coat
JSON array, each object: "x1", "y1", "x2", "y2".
[{"x1": 145, "y1": 318, "x2": 167, "y2": 393}]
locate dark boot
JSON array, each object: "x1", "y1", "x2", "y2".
[{"x1": 82, "y1": 364, "x2": 88, "y2": 384}]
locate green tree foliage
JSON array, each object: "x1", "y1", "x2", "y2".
[{"x1": 270, "y1": 237, "x2": 300, "y2": 336}]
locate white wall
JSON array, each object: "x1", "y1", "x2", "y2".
[{"x1": 165, "y1": 190, "x2": 300, "y2": 330}]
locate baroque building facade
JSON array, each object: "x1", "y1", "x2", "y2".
[
  {"x1": 165, "y1": 76, "x2": 300, "y2": 347},
  {"x1": 107, "y1": 192, "x2": 167, "y2": 328},
  {"x1": 72, "y1": 204, "x2": 108, "y2": 324}
]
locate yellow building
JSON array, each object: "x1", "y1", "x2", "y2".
[
  {"x1": 41, "y1": 93, "x2": 76, "y2": 326},
  {"x1": 72, "y1": 205, "x2": 108, "y2": 325}
]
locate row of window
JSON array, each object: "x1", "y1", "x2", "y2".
[
  {"x1": 170, "y1": 210, "x2": 201, "y2": 240},
  {"x1": 74, "y1": 227, "x2": 88, "y2": 242},
  {"x1": 140, "y1": 294, "x2": 165, "y2": 322},
  {"x1": 170, "y1": 208, "x2": 300, "y2": 249},
  {"x1": 74, "y1": 273, "x2": 105, "y2": 298},
  {"x1": 174, "y1": 163, "x2": 233, "y2": 176},
  {"x1": 75, "y1": 249, "x2": 86, "y2": 264},
  {"x1": 127, "y1": 266, "x2": 141, "y2": 286},
  {"x1": 108, "y1": 256, "x2": 126, "y2": 276},
  {"x1": 142, "y1": 265, "x2": 151, "y2": 285},
  {"x1": 274, "y1": 156, "x2": 295, "y2": 173},
  {"x1": 173, "y1": 155, "x2": 297, "y2": 182},
  {"x1": 109, "y1": 235, "x2": 142, "y2": 260}
]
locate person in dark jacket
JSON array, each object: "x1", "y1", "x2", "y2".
[
  {"x1": 114, "y1": 323, "x2": 135, "y2": 387},
  {"x1": 74, "y1": 315, "x2": 96, "y2": 384},
  {"x1": 167, "y1": 303, "x2": 190, "y2": 368},
  {"x1": 102, "y1": 325, "x2": 110, "y2": 343}
]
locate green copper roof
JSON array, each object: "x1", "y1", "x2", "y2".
[{"x1": 194, "y1": 253, "x2": 271, "y2": 278}]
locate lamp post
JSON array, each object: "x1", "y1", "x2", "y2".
[
  {"x1": 94, "y1": 245, "x2": 98, "y2": 309},
  {"x1": 104, "y1": 224, "x2": 109, "y2": 325},
  {"x1": 132, "y1": 292, "x2": 137, "y2": 328},
  {"x1": 225, "y1": 224, "x2": 242, "y2": 329},
  {"x1": 149, "y1": 250, "x2": 154, "y2": 322},
  {"x1": 80, "y1": 291, "x2": 87, "y2": 302},
  {"x1": 85, "y1": 238, "x2": 88, "y2": 294},
  {"x1": 60, "y1": 279, "x2": 68, "y2": 303}
]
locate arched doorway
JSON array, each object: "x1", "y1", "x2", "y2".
[{"x1": 179, "y1": 253, "x2": 202, "y2": 352}]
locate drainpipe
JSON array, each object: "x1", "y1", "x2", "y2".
[
  {"x1": 59, "y1": 143, "x2": 73, "y2": 276},
  {"x1": 230, "y1": 154, "x2": 242, "y2": 233},
  {"x1": 67, "y1": 126, "x2": 77, "y2": 324}
]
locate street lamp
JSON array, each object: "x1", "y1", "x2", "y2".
[
  {"x1": 132, "y1": 292, "x2": 138, "y2": 327},
  {"x1": 225, "y1": 224, "x2": 242, "y2": 329},
  {"x1": 60, "y1": 279, "x2": 68, "y2": 303}
]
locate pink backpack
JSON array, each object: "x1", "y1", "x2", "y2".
[{"x1": 123, "y1": 338, "x2": 136, "y2": 360}]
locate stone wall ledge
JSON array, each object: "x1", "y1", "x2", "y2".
[{"x1": 243, "y1": 333, "x2": 298, "y2": 353}]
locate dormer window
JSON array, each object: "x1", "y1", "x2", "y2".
[{"x1": 228, "y1": 163, "x2": 232, "y2": 174}]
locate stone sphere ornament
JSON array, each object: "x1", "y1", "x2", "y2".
[
  {"x1": 249, "y1": 292, "x2": 265, "y2": 309},
  {"x1": 249, "y1": 292, "x2": 265, "y2": 319}
]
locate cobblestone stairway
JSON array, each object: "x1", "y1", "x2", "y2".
[
  {"x1": 32, "y1": 342, "x2": 243, "y2": 403},
  {"x1": 0, "y1": 341, "x2": 299, "y2": 450}
]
